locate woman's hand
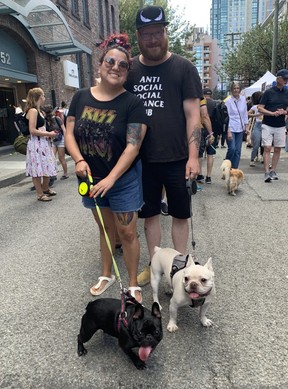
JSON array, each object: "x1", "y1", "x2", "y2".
[
  {"x1": 90, "y1": 175, "x2": 116, "y2": 198},
  {"x1": 48, "y1": 131, "x2": 57, "y2": 138},
  {"x1": 75, "y1": 160, "x2": 90, "y2": 178},
  {"x1": 227, "y1": 129, "x2": 233, "y2": 140}
]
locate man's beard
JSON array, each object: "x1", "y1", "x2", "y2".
[{"x1": 138, "y1": 38, "x2": 169, "y2": 62}]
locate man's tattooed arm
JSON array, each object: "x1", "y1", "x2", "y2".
[{"x1": 188, "y1": 126, "x2": 201, "y2": 149}]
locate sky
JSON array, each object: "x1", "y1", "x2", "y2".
[{"x1": 168, "y1": 0, "x2": 212, "y2": 30}]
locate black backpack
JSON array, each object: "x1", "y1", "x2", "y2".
[
  {"x1": 14, "y1": 112, "x2": 29, "y2": 136},
  {"x1": 206, "y1": 99, "x2": 229, "y2": 136}
]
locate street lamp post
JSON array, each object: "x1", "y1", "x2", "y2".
[{"x1": 271, "y1": 0, "x2": 279, "y2": 74}]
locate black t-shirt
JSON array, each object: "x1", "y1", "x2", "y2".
[
  {"x1": 260, "y1": 86, "x2": 288, "y2": 127},
  {"x1": 68, "y1": 88, "x2": 149, "y2": 178},
  {"x1": 125, "y1": 54, "x2": 202, "y2": 163}
]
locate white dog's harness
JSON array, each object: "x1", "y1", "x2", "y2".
[{"x1": 170, "y1": 254, "x2": 189, "y2": 279}]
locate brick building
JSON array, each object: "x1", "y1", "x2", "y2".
[{"x1": 0, "y1": 0, "x2": 119, "y2": 146}]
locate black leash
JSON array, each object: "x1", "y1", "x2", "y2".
[{"x1": 186, "y1": 179, "x2": 197, "y2": 253}]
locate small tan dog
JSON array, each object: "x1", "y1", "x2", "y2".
[{"x1": 220, "y1": 159, "x2": 244, "y2": 196}]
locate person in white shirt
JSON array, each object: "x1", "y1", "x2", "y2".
[{"x1": 225, "y1": 82, "x2": 249, "y2": 168}]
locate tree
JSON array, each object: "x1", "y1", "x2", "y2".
[
  {"x1": 119, "y1": 0, "x2": 194, "y2": 59},
  {"x1": 222, "y1": 18, "x2": 288, "y2": 84}
]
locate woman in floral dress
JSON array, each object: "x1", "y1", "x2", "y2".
[{"x1": 25, "y1": 87, "x2": 58, "y2": 201}]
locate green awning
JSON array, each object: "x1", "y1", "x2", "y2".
[{"x1": 0, "y1": 0, "x2": 91, "y2": 56}]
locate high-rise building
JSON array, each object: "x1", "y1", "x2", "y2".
[
  {"x1": 211, "y1": 0, "x2": 274, "y2": 51},
  {"x1": 187, "y1": 28, "x2": 221, "y2": 90}
]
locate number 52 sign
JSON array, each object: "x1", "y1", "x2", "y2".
[{"x1": 0, "y1": 51, "x2": 11, "y2": 65}]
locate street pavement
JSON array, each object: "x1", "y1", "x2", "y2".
[{"x1": 0, "y1": 144, "x2": 288, "y2": 389}]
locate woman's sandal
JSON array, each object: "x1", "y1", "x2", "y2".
[
  {"x1": 128, "y1": 286, "x2": 143, "y2": 304},
  {"x1": 38, "y1": 194, "x2": 52, "y2": 202},
  {"x1": 43, "y1": 189, "x2": 57, "y2": 196}
]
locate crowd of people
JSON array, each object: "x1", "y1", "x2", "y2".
[{"x1": 22, "y1": 5, "x2": 288, "y2": 303}]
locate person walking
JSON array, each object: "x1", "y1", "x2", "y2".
[
  {"x1": 258, "y1": 69, "x2": 288, "y2": 182},
  {"x1": 25, "y1": 88, "x2": 58, "y2": 202},
  {"x1": 225, "y1": 82, "x2": 249, "y2": 168},
  {"x1": 125, "y1": 5, "x2": 202, "y2": 286},
  {"x1": 196, "y1": 91, "x2": 216, "y2": 185},
  {"x1": 248, "y1": 91, "x2": 263, "y2": 167},
  {"x1": 44, "y1": 105, "x2": 69, "y2": 180},
  {"x1": 65, "y1": 42, "x2": 148, "y2": 303}
]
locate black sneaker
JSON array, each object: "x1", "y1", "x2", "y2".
[
  {"x1": 161, "y1": 201, "x2": 168, "y2": 216},
  {"x1": 196, "y1": 174, "x2": 204, "y2": 183},
  {"x1": 205, "y1": 176, "x2": 212, "y2": 184},
  {"x1": 264, "y1": 172, "x2": 271, "y2": 183}
]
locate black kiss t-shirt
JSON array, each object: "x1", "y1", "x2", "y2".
[{"x1": 68, "y1": 88, "x2": 149, "y2": 178}]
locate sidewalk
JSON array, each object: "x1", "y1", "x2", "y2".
[
  {"x1": 0, "y1": 145, "x2": 72, "y2": 189},
  {"x1": 0, "y1": 143, "x2": 287, "y2": 190}
]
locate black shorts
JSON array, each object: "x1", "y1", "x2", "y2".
[
  {"x1": 138, "y1": 159, "x2": 191, "y2": 219},
  {"x1": 198, "y1": 128, "x2": 217, "y2": 158}
]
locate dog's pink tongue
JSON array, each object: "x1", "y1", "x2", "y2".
[
  {"x1": 139, "y1": 346, "x2": 152, "y2": 361},
  {"x1": 189, "y1": 292, "x2": 200, "y2": 299}
]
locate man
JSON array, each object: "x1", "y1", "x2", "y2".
[
  {"x1": 258, "y1": 69, "x2": 288, "y2": 182},
  {"x1": 196, "y1": 92, "x2": 215, "y2": 185},
  {"x1": 126, "y1": 5, "x2": 202, "y2": 286}
]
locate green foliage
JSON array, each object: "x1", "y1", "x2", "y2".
[
  {"x1": 119, "y1": 0, "x2": 194, "y2": 60},
  {"x1": 223, "y1": 19, "x2": 288, "y2": 84}
]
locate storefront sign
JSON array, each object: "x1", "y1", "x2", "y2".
[{"x1": 63, "y1": 60, "x2": 79, "y2": 89}]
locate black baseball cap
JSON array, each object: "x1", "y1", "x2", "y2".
[
  {"x1": 276, "y1": 69, "x2": 288, "y2": 79},
  {"x1": 136, "y1": 6, "x2": 169, "y2": 30},
  {"x1": 203, "y1": 87, "x2": 212, "y2": 96}
]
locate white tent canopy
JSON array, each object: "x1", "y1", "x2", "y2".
[{"x1": 244, "y1": 71, "x2": 276, "y2": 97}]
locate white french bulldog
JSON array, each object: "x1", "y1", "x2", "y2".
[{"x1": 150, "y1": 246, "x2": 215, "y2": 333}]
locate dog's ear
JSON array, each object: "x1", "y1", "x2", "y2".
[
  {"x1": 186, "y1": 254, "x2": 194, "y2": 266},
  {"x1": 204, "y1": 257, "x2": 213, "y2": 271},
  {"x1": 151, "y1": 302, "x2": 162, "y2": 319},
  {"x1": 133, "y1": 304, "x2": 144, "y2": 320}
]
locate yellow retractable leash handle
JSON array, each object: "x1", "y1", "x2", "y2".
[{"x1": 78, "y1": 172, "x2": 93, "y2": 197}]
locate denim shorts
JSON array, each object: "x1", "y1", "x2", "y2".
[{"x1": 81, "y1": 161, "x2": 144, "y2": 213}]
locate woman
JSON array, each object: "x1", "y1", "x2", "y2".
[
  {"x1": 65, "y1": 44, "x2": 149, "y2": 303},
  {"x1": 248, "y1": 91, "x2": 263, "y2": 166},
  {"x1": 225, "y1": 82, "x2": 249, "y2": 168},
  {"x1": 44, "y1": 105, "x2": 69, "y2": 179},
  {"x1": 25, "y1": 88, "x2": 58, "y2": 201}
]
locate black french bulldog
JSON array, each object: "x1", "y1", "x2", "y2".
[{"x1": 77, "y1": 298, "x2": 163, "y2": 370}]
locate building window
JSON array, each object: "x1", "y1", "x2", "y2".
[
  {"x1": 105, "y1": 0, "x2": 110, "y2": 35},
  {"x1": 111, "y1": 5, "x2": 116, "y2": 33},
  {"x1": 72, "y1": 0, "x2": 80, "y2": 19},
  {"x1": 82, "y1": 0, "x2": 90, "y2": 28},
  {"x1": 98, "y1": 0, "x2": 104, "y2": 39}
]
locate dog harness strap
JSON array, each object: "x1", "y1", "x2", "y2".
[{"x1": 170, "y1": 254, "x2": 189, "y2": 279}]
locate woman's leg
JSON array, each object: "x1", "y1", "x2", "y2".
[
  {"x1": 114, "y1": 211, "x2": 141, "y2": 301},
  {"x1": 33, "y1": 177, "x2": 44, "y2": 197},
  {"x1": 233, "y1": 132, "x2": 244, "y2": 168},
  {"x1": 57, "y1": 147, "x2": 68, "y2": 176},
  {"x1": 225, "y1": 132, "x2": 236, "y2": 165},
  {"x1": 41, "y1": 176, "x2": 50, "y2": 192},
  {"x1": 251, "y1": 123, "x2": 262, "y2": 161}
]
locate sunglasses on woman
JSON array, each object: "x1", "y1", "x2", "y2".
[{"x1": 103, "y1": 57, "x2": 129, "y2": 71}]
